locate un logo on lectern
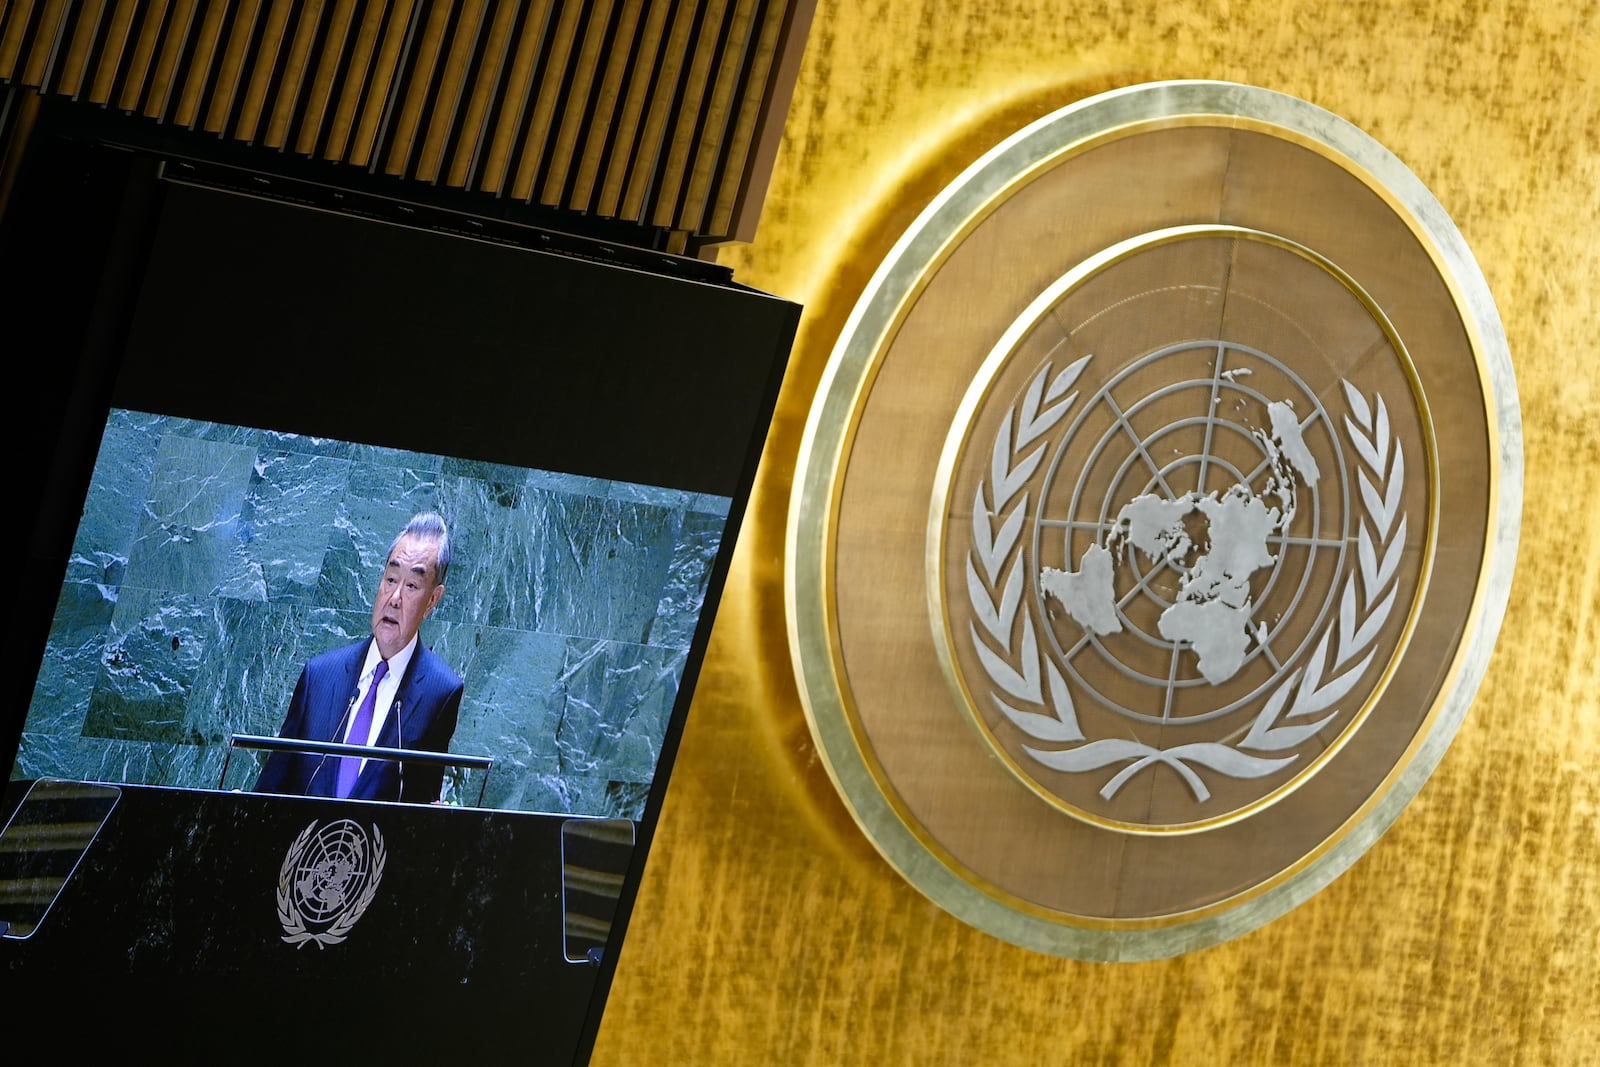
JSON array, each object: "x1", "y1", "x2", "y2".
[
  {"x1": 276, "y1": 818, "x2": 387, "y2": 947},
  {"x1": 786, "y1": 82, "x2": 1521, "y2": 960}
]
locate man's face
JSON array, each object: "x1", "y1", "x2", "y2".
[{"x1": 370, "y1": 533, "x2": 445, "y2": 660}]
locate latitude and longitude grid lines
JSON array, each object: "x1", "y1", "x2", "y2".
[{"x1": 1030, "y1": 341, "x2": 1356, "y2": 725}]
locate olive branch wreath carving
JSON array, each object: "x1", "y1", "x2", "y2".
[
  {"x1": 276, "y1": 820, "x2": 388, "y2": 947},
  {"x1": 968, "y1": 364, "x2": 1406, "y2": 804}
]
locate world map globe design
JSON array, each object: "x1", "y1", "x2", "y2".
[
  {"x1": 291, "y1": 819, "x2": 373, "y2": 920},
  {"x1": 1031, "y1": 340, "x2": 1352, "y2": 726}
]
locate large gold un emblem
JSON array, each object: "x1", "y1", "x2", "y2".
[{"x1": 787, "y1": 82, "x2": 1521, "y2": 959}]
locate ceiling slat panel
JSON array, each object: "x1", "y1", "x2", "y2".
[
  {"x1": 442, "y1": 0, "x2": 515, "y2": 186},
  {"x1": 646, "y1": 0, "x2": 726, "y2": 228},
  {"x1": 537, "y1": 0, "x2": 613, "y2": 206},
  {"x1": 0, "y1": 0, "x2": 41, "y2": 83},
  {"x1": 618, "y1": 0, "x2": 699, "y2": 222},
  {"x1": 261, "y1": 0, "x2": 322, "y2": 146},
  {"x1": 345, "y1": 0, "x2": 413, "y2": 166},
  {"x1": 1, "y1": 0, "x2": 813, "y2": 244},
  {"x1": 52, "y1": 0, "x2": 110, "y2": 98},
  {"x1": 290, "y1": 0, "x2": 356, "y2": 154},
  {"x1": 231, "y1": 0, "x2": 295, "y2": 142},
  {"x1": 321, "y1": 0, "x2": 390, "y2": 160},
  {"x1": 505, "y1": 0, "x2": 583, "y2": 201},
  {"x1": 200, "y1": 0, "x2": 260, "y2": 131},
  {"x1": 20, "y1": 0, "x2": 71, "y2": 85},
  {"x1": 379, "y1": 0, "x2": 450, "y2": 175},
  {"x1": 170, "y1": 4, "x2": 226, "y2": 126},
  {"x1": 565, "y1": 0, "x2": 640, "y2": 213},
  {"x1": 86, "y1": 1, "x2": 142, "y2": 106},
  {"x1": 145, "y1": 0, "x2": 201, "y2": 120},
  {"x1": 704, "y1": 0, "x2": 781, "y2": 236},
  {"x1": 592, "y1": 0, "x2": 667, "y2": 219},
  {"x1": 473, "y1": 0, "x2": 550, "y2": 195},
  {"x1": 116, "y1": 0, "x2": 171, "y2": 112},
  {"x1": 413, "y1": 0, "x2": 485, "y2": 183},
  {"x1": 674, "y1": 0, "x2": 757, "y2": 233}
]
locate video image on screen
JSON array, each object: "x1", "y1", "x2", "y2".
[{"x1": 12, "y1": 407, "x2": 731, "y2": 820}]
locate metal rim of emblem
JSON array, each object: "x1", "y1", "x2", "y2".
[{"x1": 785, "y1": 81, "x2": 1522, "y2": 960}]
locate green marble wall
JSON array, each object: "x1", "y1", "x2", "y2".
[{"x1": 14, "y1": 408, "x2": 730, "y2": 819}]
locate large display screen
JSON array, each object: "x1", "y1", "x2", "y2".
[
  {"x1": 0, "y1": 117, "x2": 796, "y2": 1058},
  {"x1": 8, "y1": 171, "x2": 792, "y2": 819},
  {"x1": 8, "y1": 143, "x2": 797, "y2": 789},
  {"x1": 14, "y1": 403, "x2": 734, "y2": 818}
]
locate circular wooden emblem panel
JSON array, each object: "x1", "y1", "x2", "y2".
[{"x1": 787, "y1": 82, "x2": 1521, "y2": 959}]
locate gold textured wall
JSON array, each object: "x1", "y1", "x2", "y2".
[{"x1": 591, "y1": 1, "x2": 1600, "y2": 1064}]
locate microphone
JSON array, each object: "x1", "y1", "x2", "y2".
[
  {"x1": 391, "y1": 697, "x2": 406, "y2": 802},
  {"x1": 337, "y1": 686, "x2": 360, "y2": 736},
  {"x1": 311, "y1": 684, "x2": 361, "y2": 792}
]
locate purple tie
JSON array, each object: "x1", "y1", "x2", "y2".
[{"x1": 336, "y1": 659, "x2": 388, "y2": 798}]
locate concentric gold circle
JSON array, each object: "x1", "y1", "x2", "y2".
[
  {"x1": 927, "y1": 224, "x2": 1435, "y2": 835},
  {"x1": 786, "y1": 81, "x2": 1520, "y2": 959}
]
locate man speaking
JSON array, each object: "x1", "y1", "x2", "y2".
[{"x1": 255, "y1": 511, "x2": 465, "y2": 804}]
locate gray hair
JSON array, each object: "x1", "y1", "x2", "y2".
[{"x1": 392, "y1": 511, "x2": 451, "y2": 587}]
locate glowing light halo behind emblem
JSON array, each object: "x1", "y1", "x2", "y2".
[
  {"x1": 785, "y1": 80, "x2": 1521, "y2": 960},
  {"x1": 925, "y1": 224, "x2": 1437, "y2": 836}
]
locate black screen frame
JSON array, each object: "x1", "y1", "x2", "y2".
[{"x1": 0, "y1": 101, "x2": 797, "y2": 1059}]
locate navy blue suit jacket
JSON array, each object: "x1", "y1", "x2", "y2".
[{"x1": 254, "y1": 636, "x2": 465, "y2": 804}]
